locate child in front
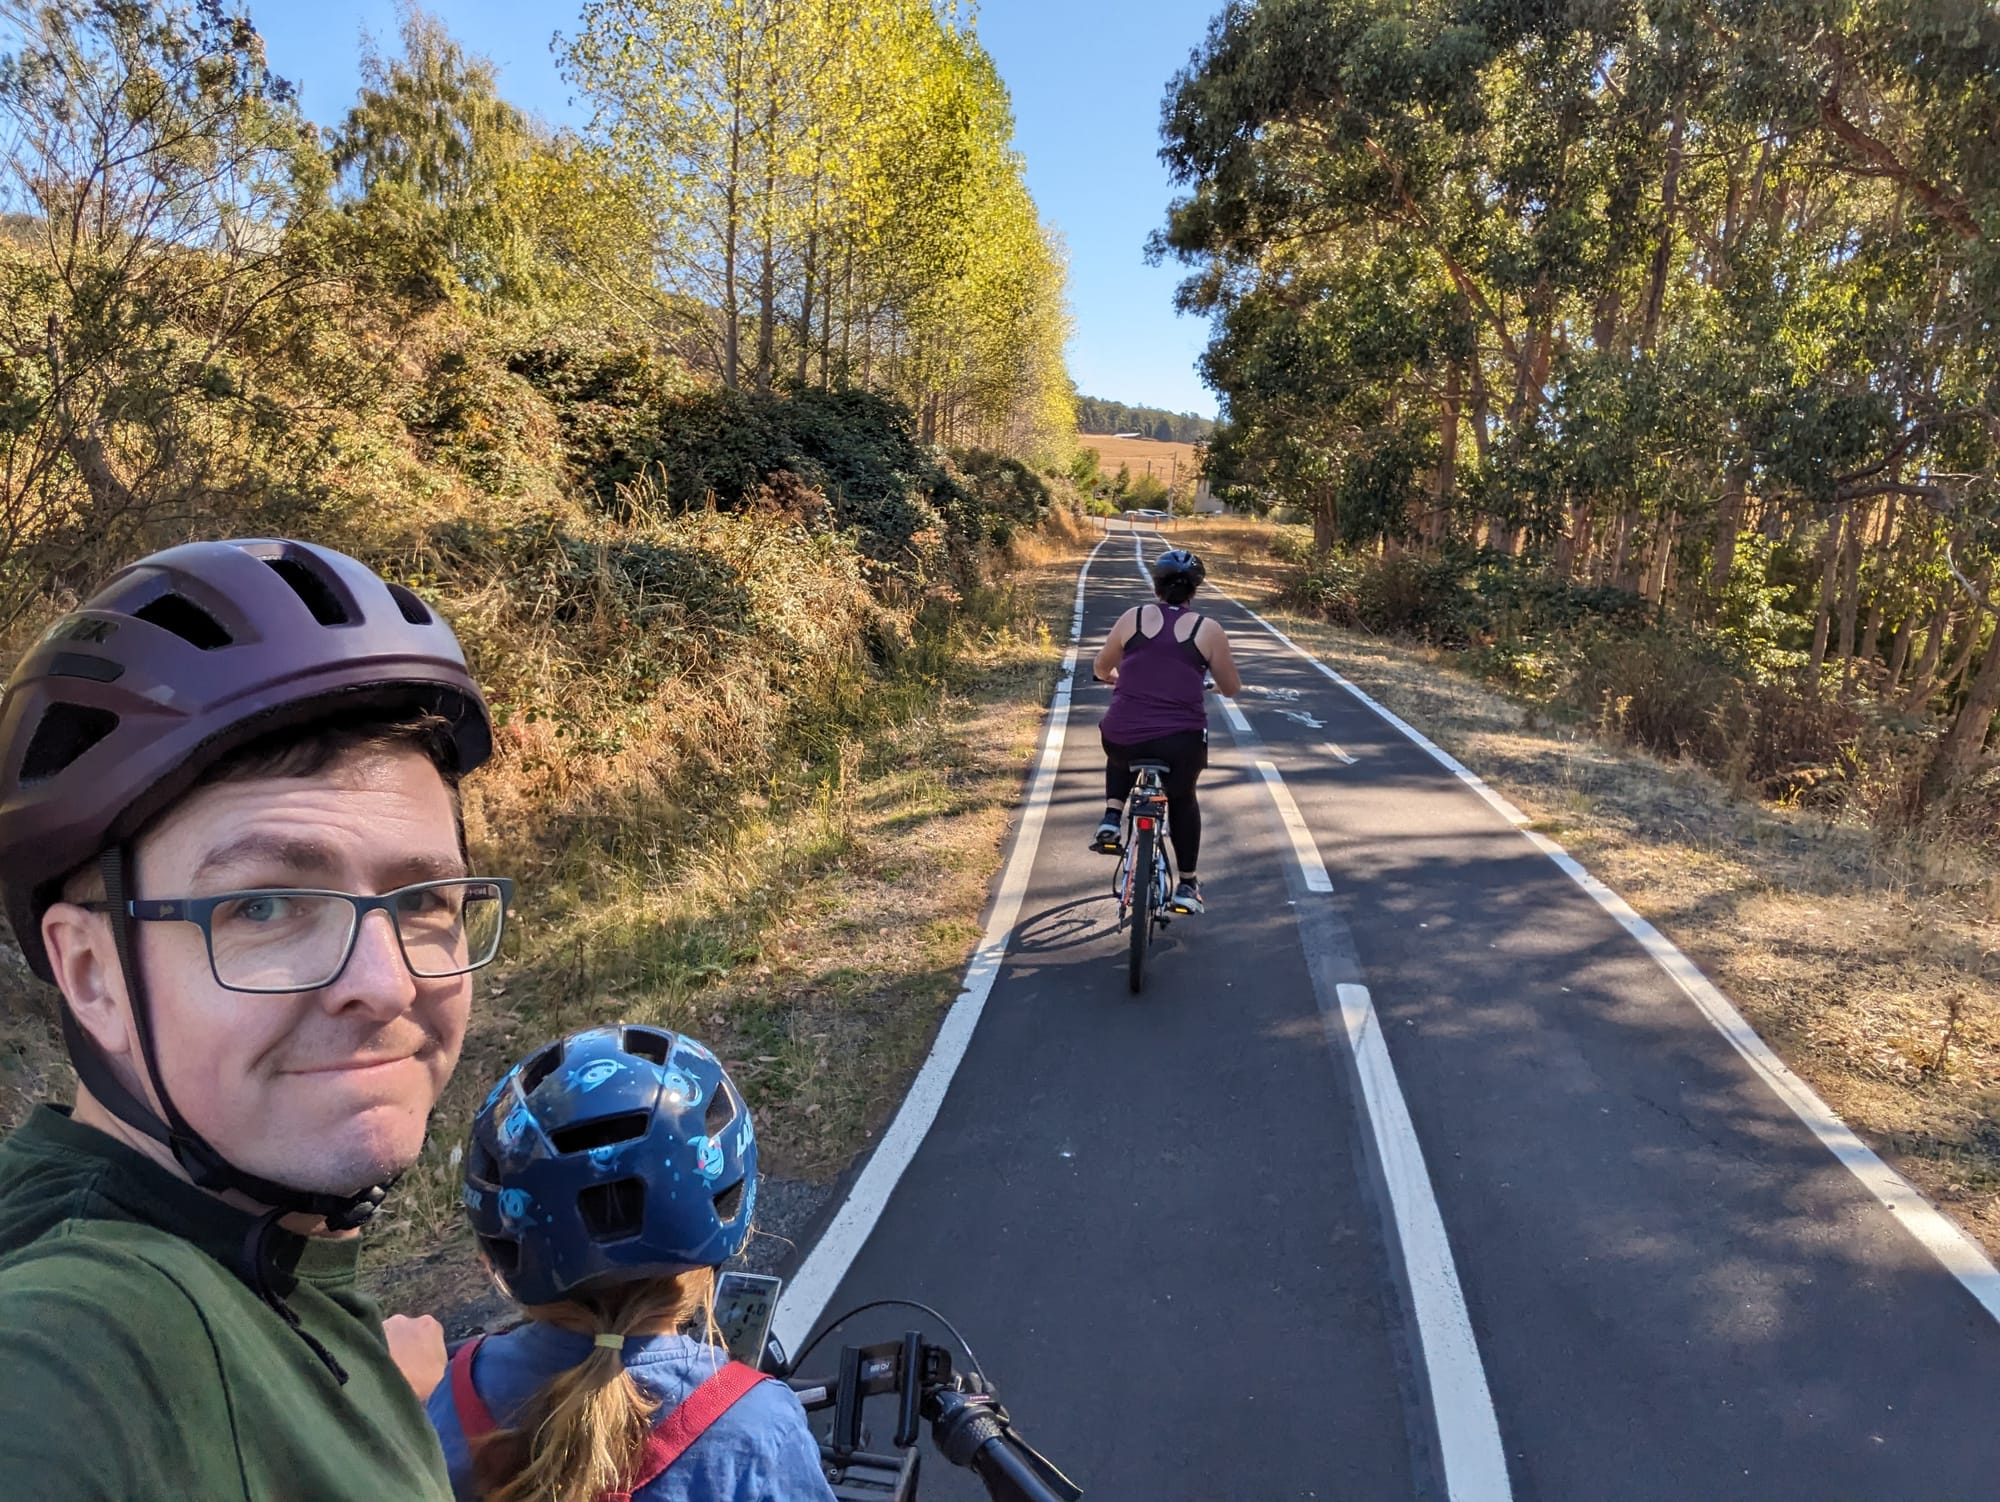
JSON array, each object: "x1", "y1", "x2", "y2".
[{"x1": 427, "y1": 1025, "x2": 835, "y2": 1502}]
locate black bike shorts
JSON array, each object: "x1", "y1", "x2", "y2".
[{"x1": 1101, "y1": 727, "x2": 1209, "y2": 799}]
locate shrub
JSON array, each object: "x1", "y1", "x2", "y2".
[
  {"x1": 956, "y1": 448, "x2": 1053, "y2": 525},
  {"x1": 1566, "y1": 625, "x2": 1749, "y2": 764},
  {"x1": 510, "y1": 341, "x2": 967, "y2": 566}
]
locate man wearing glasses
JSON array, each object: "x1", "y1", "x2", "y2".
[{"x1": 0, "y1": 539, "x2": 507, "y2": 1499}]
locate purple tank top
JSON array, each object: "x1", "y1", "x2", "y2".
[{"x1": 1102, "y1": 605, "x2": 1208, "y2": 742}]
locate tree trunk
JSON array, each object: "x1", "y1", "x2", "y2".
[
  {"x1": 1432, "y1": 364, "x2": 1460, "y2": 549},
  {"x1": 1806, "y1": 509, "x2": 1846, "y2": 686},
  {"x1": 1640, "y1": 106, "x2": 1687, "y2": 353},
  {"x1": 1900, "y1": 601, "x2": 1954, "y2": 712},
  {"x1": 795, "y1": 227, "x2": 817, "y2": 387},
  {"x1": 1556, "y1": 496, "x2": 1591, "y2": 579},
  {"x1": 1467, "y1": 353, "x2": 1494, "y2": 464},
  {"x1": 1835, "y1": 505, "x2": 1865, "y2": 690},
  {"x1": 1943, "y1": 601, "x2": 1984, "y2": 694},
  {"x1": 1924, "y1": 616, "x2": 2000, "y2": 803},
  {"x1": 1607, "y1": 504, "x2": 1636, "y2": 587},
  {"x1": 1709, "y1": 463, "x2": 1748, "y2": 602},
  {"x1": 819, "y1": 244, "x2": 835, "y2": 386},
  {"x1": 722, "y1": 87, "x2": 745, "y2": 390},
  {"x1": 756, "y1": 232, "x2": 776, "y2": 394},
  {"x1": 1643, "y1": 510, "x2": 1679, "y2": 605},
  {"x1": 839, "y1": 248, "x2": 854, "y2": 385},
  {"x1": 1883, "y1": 612, "x2": 1914, "y2": 693},
  {"x1": 1854, "y1": 598, "x2": 1885, "y2": 685},
  {"x1": 1313, "y1": 493, "x2": 1337, "y2": 552}
]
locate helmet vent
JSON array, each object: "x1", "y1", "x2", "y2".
[
  {"x1": 577, "y1": 1178, "x2": 646, "y2": 1242},
  {"x1": 467, "y1": 1138, "x2": 500, "y2": 1183},
  {"x1": 549, "y1": 1112, "x2": 650, "y2": 1155},
  {"x1": 478, "y1": 1234, "x2": 520, "y2": 1274},
  {"x1": 263, "y1": 557, "x2": 351, "y2": 626},
  {"x1": 386, "y1": 582, "x2": 433, "y2": 626},
  {"x1": 19, "y1": 703, "x2": 119, "y2": 783},
  {"x1": 621, "y1": 1028, "x2": 672, "y2": 1065},
  {"x1": 519, "y1": 1042, "x2": 564, "y2": 1095},
  {"x1": 703, "y1": 1087, "x2": 733, "y2": 1136},
  {"x1": 714, "y1": 1179, "x2": 745, "y2": 1225},
  {"x1": 133, "y1": 593, "x2": 231, "y2": 649}
]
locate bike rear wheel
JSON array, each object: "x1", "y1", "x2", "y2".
[{"x1": 1128, "y1": 821, "x2": 1155, "y2": 993}]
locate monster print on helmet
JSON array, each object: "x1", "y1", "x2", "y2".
[{"x1": 462, "y1": 1025, "x2": 758, "y2": 1308}]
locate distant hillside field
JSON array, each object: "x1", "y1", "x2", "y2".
[{"x1": 1077, "y1": 433, "x2": 1205, "y2": 484}]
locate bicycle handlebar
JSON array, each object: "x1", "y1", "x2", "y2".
[
  {"x1": 784, "y1": 1328, "x2": 1081, "y2": 1502},
  {"x1": 931, "y1": 1387, "x2": 1081, "y2": 1502}
]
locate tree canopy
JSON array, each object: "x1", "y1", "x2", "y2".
[{"x1": 1159, "y1": 0, "x2": 2000, "y2": 794}]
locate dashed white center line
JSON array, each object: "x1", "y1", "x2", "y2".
[
  {"x1": 1254, "y1": 759, "x2": 1334, "y2": 893},
  {"x1": 1335, "y1": 983, "x2": 1513, "y2": 1502}
]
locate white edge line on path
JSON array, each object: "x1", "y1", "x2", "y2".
[
  {"x1": 1225, "y1": 592, "x2": 2000, "y2": 1324},
  {"x1": 1254, "y1": 760, "x2": 1335, "y2": 893},
  {"x1": 1324, "y1": 742, "x2": 1358, "y2": 766},
  {"x1": 1336, "y1": 983, "x2": 1513, "y2": 1502},
  {"x1": 772, "y1": 538, "x2": 1109, "y2": 1354}
]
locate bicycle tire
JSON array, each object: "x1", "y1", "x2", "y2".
[{"x1": 1128, "y1": 820, "x2": 1155, "y2": 993}]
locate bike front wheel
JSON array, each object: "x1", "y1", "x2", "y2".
[{"x1": 1128, "y1": 821, "x2": 1155, "y2": 993}]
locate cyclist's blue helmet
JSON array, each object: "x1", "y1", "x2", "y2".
[
  {"x1": 1151, "y1": 548, "x2": 1206, "y2": 604},
  {"x1": 462, "y1": 1025, "x2": 757, "y2": 1307}
]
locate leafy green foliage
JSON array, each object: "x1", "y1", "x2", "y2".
[
  {"x1": 1164, "y1": 0, "x2": 2000, "y2": 806},
  {"x1": 327, "y1": 5, "x2": 540, "y2": 305},
  {"x1": 510, "y1": 343, "x2": 974, "y2": 565}
]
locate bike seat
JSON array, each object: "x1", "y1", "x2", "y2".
[{"x1": 1129, "y1": 759, "x2": 1173, "y2": 774}]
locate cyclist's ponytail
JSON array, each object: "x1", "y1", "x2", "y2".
[{"x1": 471, "y1": 1269, "x2": 720, "y2": 1502}]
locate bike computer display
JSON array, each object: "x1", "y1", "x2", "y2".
[{"x1": 714, "y1": 1271, "x2": 782, "y2": 1366}]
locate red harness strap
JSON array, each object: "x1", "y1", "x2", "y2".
[{"x1": 448, "y1": 1336, "x2": 768, "y2": 1501}]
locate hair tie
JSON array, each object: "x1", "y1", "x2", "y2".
[{"x1": 594, "y1": 1333, "x2": 626, "y2": 1351}]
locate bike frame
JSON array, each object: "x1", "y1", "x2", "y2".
[{"x1": 1113, "y1": 768, "x2": 1176, "y2": 929}]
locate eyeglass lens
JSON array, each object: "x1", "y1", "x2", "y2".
[{"x1": 207, "y1": 881, "x2": 505, "y2": 991}]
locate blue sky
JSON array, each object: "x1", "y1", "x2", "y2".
[{"x1": 252, "y1": 0, "x2": 1224, "y2": 418}]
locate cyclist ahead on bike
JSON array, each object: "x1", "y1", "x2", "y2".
[
  {"x1": 431, "y1": 1025, "x2": 834, "y2": 1502},
  {"x1": 1091, "y1": 548, "x2": 1241, "y2": 914},
  {"x1": 0, "y1": 539, "x2": 502, "y2": 1499}
]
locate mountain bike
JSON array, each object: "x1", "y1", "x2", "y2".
[
  {"x1": 1113, "y1": 760, "x2": 1176, "y2": 994},
  {"x1": 717, "y1": 1274, "x2": 1082, "y2": 1502}
]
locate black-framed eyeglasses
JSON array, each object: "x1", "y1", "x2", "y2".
[{"x1": 87, "y1": 877, "x2": 515, "y2": 995}]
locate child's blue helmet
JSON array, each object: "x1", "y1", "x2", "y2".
[{"x1": 462, "y1": 1025, "x2": 758, "y2": 1307}]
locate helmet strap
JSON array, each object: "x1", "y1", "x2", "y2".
[{"x1": 72, "y1": 847, "x2": 391, "y2": 1233}]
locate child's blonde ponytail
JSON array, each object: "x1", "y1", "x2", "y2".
[{"x1": 472, "y1": 1268, "x2": 718, "y2": 1502}]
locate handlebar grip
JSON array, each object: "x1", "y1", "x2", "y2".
[
  {"x1": 932, "y1": 1390, "x2": 1081, "y2": 1502},
  {"x1": 967, "y1": 1435, "x2": 1082, "y2": 1502}
]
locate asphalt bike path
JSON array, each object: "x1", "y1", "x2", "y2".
[
  {"x1": 778, "y1": 523, "x2": 2000, "y2": 1500},
  {"x1": 1149, "y1": 522, "x2": 2000, "y2": 1499},
  {"x1": 782, "y1": 534, "x2": 1422, "y2": 1501}
]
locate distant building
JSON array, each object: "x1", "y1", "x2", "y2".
[{"x1": 1113, "y1": 431, "x2": 1143, "y2": 439}]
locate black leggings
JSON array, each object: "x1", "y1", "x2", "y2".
[{"x1": 1102, "y1": 728, "x2": 1207, "y2": 873}]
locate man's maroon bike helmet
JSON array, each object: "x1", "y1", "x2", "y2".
[{"x1": 0, "y1": 538, "x2": 493, "y2": 1227}]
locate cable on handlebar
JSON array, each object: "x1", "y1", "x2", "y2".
[{"x1": 789, "y1": 1298, "x2": 986, "y2": 1377}]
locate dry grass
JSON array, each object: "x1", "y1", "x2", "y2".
[
  {"x1": 1075, "y1": 433, "x2": 1205, "y2": 486},
  {"x1": 361, "y1": 525, "x2": 1088, "y2": 1314},
  {"x1": 1201, "y1": 514, "x2": 2000, "y2": 1259}
]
